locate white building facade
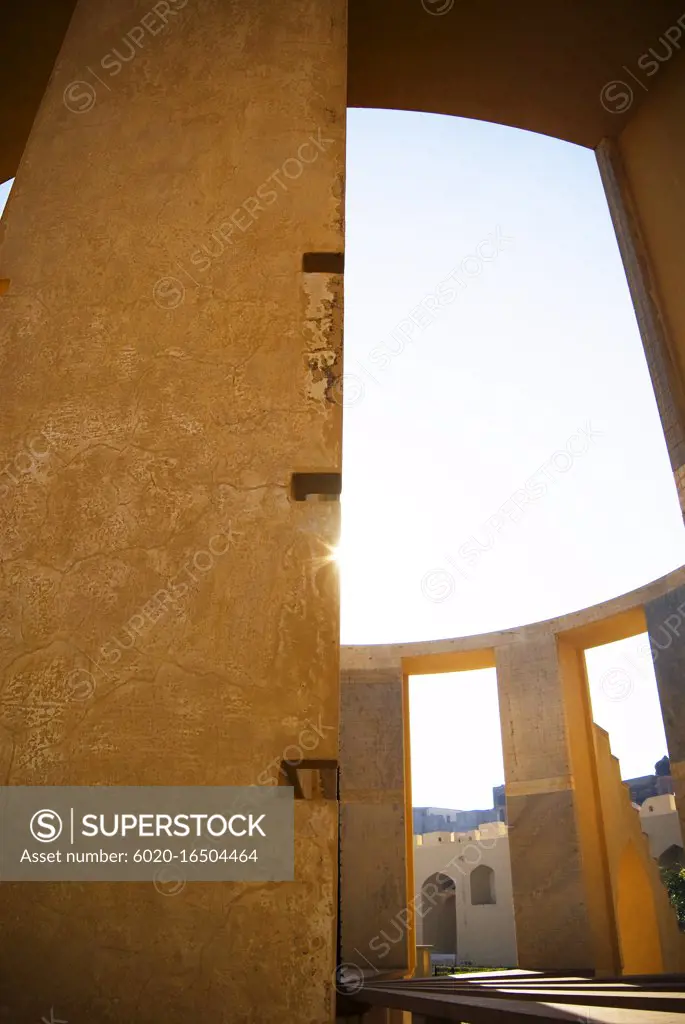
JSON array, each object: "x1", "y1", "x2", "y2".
[{"x1": 413, "y1": 822, "x2": 517, "y2": 968}]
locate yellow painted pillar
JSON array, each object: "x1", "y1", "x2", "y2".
[{"x1": 496, "y1": 630, "x2": 620, "y2": 974}]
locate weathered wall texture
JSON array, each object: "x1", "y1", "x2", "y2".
[
  {"x1": 348, "y1": 0, "x2": 685, "y2": 147},
  {"x1": 0, "y1": 0, "x2": 346, "y2": 1020},
  {"x1": 339, "y1": 667, "x2": 409, "y2": 971}
]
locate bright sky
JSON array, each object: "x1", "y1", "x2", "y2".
[
  {"x1": 0, "y1": 179, "x2": 11, "y2": 212},
  {"x1": 2, "y1": 108, "x2": 683, "y2": 809},
  {"x1": 409, "y1": 669, "x2": 505, "y2": 809},
  {"x1": 409, "y1": 640, "x2": 668, "y2": 810}
]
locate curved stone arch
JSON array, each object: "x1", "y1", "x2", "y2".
[
  {"x1": 7, "y1": 0, "x2": 685, "y2": 184},
  {"x1": 420, "y1": 868, "x2": 458, "y2": 895},
  {"x1": 341, "y1": 564, "x2": 685, "y2": 974},
  {"x1": 419, "y1": 871, "x2": 458, "y2": 955}
]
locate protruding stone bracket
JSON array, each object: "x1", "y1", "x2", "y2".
[
  {"x1": 279, "y1": 758, "x2": 338, "y2": 799},
  {"x1": 302, "y1": 252, "x2": 344, "y2": 274},
  {"x1": 290, "y1": 471, "x2": 342, "y2": 501}
]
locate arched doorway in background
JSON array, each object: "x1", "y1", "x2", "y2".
[{"x1": 421, "y1": 872, "x2": 457, "y2": 955}]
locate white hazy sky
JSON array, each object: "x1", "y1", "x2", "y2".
[{"x1": 2, "y1": 109, "x2": 683, "y2": 809}]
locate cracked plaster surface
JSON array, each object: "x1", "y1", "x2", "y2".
[{"x1": 0, "y1": 0, "x2": 346, "y2": 1019}]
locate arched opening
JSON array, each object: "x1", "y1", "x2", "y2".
[
  {"x1": 421, "y1": 872, "x2": 457, "y2": 955},
  {"x1": 408, "y1": 665, "x2": 517, "y2": 967},
  {"x1": 616, "y1": 843, "x2": 663, "y2": 974},
  {"x1": 470, "y1": 864, "x2": 496, "y2": 906}
]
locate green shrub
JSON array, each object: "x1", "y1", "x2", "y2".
[{"x1": 661, "y1": 866, "x2": 685, "y2": 929}]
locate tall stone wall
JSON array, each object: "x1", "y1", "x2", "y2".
[
  {"x1": 614, "y1": 54, "x2": 685, "y2": 509},
  {"x1": 0, "y1": 0, "x2": 346, "y2": 1020},
  {"x1": 645, "y1": 583, "x2": 685, "y2": 846},
  {"x1": 339, "y1": 666, "x2": 410, "y2": 973}
]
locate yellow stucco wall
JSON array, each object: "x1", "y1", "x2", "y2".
[
  {"x1": 594, "y1": 727, "x2": 685, "y2": 974},
  {"x1": 0, "y1": 0, "x2": 346, "y2": 1020}
]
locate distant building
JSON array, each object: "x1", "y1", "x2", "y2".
[
  {"x1": 493, "y1": 785, "x2": 506, "y2": 822},
  {"x1": 639, "y1": 794, "x2": 684, "y2": 868},
  {"x1": 413, "y1": 787, "x2": 505, "y2": 836},
  {"x1": 625, "y1": 771, "x2": 674, "y2": 806}
]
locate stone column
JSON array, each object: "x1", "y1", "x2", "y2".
[
  {"x1": 645, "y1": 585, "x2": 685, "y2": 844},
  {"x1": 339, "y1": 665, "x2": 412, "y2": 974},
  {"x1": 496, "y1": 629, "x2": 619, "y2": 974},
  {"x1": 0, "y1": 0, "x2": 346, "y2": 1020},
  {"x1": 596, "y1": 137, "x2": 685, "y2": 513},
  {"x1": 600, "y1": 56, "x2": 685, "y2": 515}
]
